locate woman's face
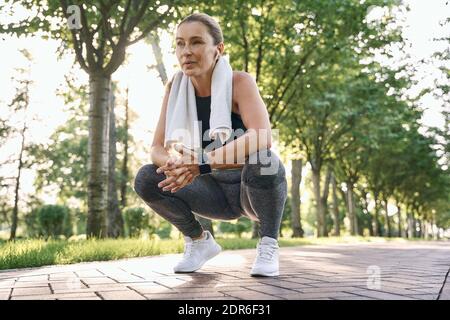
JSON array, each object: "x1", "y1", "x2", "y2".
[{"x1": 175, "y1": 21, "x2": 222, "y2": 77}]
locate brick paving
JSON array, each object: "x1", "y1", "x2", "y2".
[{"x1": 0, "y1": 241, "x2": 449, "y2": 300}]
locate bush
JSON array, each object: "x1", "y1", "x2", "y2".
[
  {"x1": 25, "y1": 208, "x2": 41, "y2": 238},
  {"x1": 27, "y1": 205, "x2": 73, "y2": 239},
  {"x1": 123, "y1": 207, "x2": 150, "y2": 237},
  {"x1": 73, "y1": 209, "x2": 87, "y2": 235},
  {"x1": 218, "y1": 218, "x2": 252, "y2": 238},
  {"x1": 155, "y1": 219, "x2": 172, "y2": 239}
]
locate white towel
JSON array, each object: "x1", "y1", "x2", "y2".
[{"x1": 164, "y1": 55, "x2": 233, "y2": 151}]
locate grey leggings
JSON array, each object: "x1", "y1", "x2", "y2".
[{"x1": 133, "y1": 149, "x2": 287, "y2": 239}]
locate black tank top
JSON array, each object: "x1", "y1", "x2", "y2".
[{"x1": 196, "y1": 95, "x2": 247, "y2": 150}]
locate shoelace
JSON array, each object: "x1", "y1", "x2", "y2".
[{"x1": 256, "y1": 243, "x2": 277, "y2": 261}]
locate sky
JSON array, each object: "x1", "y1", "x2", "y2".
[{"x1": 0, "y1": 0, "x2": 449, "y2": 206}]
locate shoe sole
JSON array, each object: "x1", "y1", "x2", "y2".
[
  {"x1": 174, "y1": 244, "x2": 222, "y2": 273},
  {"x1": 250, "y1": 270, "x2": 279, "y2": 277}
]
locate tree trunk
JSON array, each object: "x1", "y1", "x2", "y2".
[
  {"x1": 337, "y1": 188, "x2": 351, "y2": 232},
  {"x1": 148, "y1": 31, "x2": 168, "y2": 85},
  {"x1": 107, "y1": 86, "x2": 124, "y2": 238},
  {"x1": 120, "y1": 87, "x2": 130, "y2": 209},
  {"x1": 9, "y1": 119, "x2": 27, "y2": 241},
  {"x1": 373, "y1": 193, "x2": 381, "y2": 236},
  {"x1": 419, "y1": 219, "x2": 424, "y2": 238},
  {"x1": 311, "y1": 166, "x2": 326, "y2": 237},
  {"x1": 87, "y1": 73, "x2": 111, "y2": 238},
  {"x1": 330, "y1": 173, "x2": 340, "y2": 236},
  {"x1": 383, "y1": 198, "x2": 391, "y2": 237},
  {"x1": 396, "y1": 203, "x2": 403, "y2": 238},
  {"x1": 407, "y1": 211, "x2": 414, "y2": 239},
  {"x1": 432, "y1": 211, "x2": 437, "y2": 240},
  {"x1": 347, "y1": 183, "x2": 358, "y2": 236},
  {"x1": 412, "y1": 212, "x2": 419, "y2": 238},
  {"x1": 361, "y1": 190, "x2": 374, "y2": 236},
  {"x1": 290, "y1": 159, "x2": 304, "y2": 237}
]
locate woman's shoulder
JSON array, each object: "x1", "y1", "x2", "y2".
[
  {"x1": 232, "y1": 71, "x2": 258, "y2": 97},
  {"x1": 232, "y1": 71, "x2": 255, "y2": 86}
]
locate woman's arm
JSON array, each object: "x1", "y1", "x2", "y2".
[{"x1": 206, "y1": 72, "x2": 272, "y2": 169}]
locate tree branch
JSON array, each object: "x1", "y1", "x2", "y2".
[
  {"x1": 255, "y1": 1, "x2": 273, "y2": 83},
  {"x1": 268, "y1": 44, "x2": 316, "y2": 118},
  {"x1": 119, "y1": 0, "x2": 133, "y2": 36},
  {"x1": 78, "y1": 3, "x2": 99, "y2": 68},
  {"x1": 59, "y1": 0, "x2": 89, "y2": 72},
  {"x1": 123, "y1": 0, "x2": 151, "y2": 38},
  {"x1": 126, "y1": 4, "x2": 173, "y2": 46},
  {"x1": 238, "y1": 16, "x2": 249, "y2": 73}
]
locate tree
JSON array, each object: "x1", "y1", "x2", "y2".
[
  {"x1": 1, "y1": 0, "x2": 177, "y2": 238},
  {"x1": 290, "y1": 159, "x2": 304, "y2": 237},
  {"x1": 107, "y1": 83, "x2": 124, "y2": 238},
  {"x1": 6, "y1": 49, "x2": 34, "y2": 240}
]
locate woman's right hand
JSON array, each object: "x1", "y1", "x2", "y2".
[
  {"x1": 158, "y1": 167, "x2": 195, "y2": 193},
  {"x1": 156, "y1": 156, "x2": 195, "y2": 193}
]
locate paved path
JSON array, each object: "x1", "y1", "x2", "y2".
[{"x1": 1, "y1": 241, "x2": 449, "y2": 300}]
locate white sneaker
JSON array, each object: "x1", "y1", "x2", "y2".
[
  {"x1": 250, "y1": 236, "x2": 280, "y2": 277},
  {"x1": 173, "y1": 231, "x2": 222, "y2": 273}
]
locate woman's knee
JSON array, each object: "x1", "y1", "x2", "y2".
[
  {"x1": 133, "y1": 164, "x2": 164, "y2": 201},
  {"x1": 243, "y1": 149, "x2": 286, "y2": 189}
]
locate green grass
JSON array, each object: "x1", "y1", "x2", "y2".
[{"x1": 0, "y1": 235, "x2": 434, "y2": 271}]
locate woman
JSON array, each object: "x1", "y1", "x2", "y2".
[{"x1": 134, "y1": 13, "x2": 287, "y2": 277}]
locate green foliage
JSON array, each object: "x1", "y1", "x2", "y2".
[
  {"x1": 154, "y1": 219, "x2": 172, "y2": 239},
  {"x1": 26, "y1": 205, "x2": 73, "y2": 239},
  {"x1": 123, "y1": 207, "x2": 151, "y2": 238},
  {"x1": 0, "y1": 0, "x2": 180, "y2": 74},
  {"x1": 73, "y1": 209, "x2": 87, "y2": 235},
  {"x1": 218, "y1": 218, "x2": 252, "y2": 238}
]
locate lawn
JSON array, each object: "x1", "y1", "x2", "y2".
[{"x1": 0, "y1": 236, "x2": 419, "y2": 271}]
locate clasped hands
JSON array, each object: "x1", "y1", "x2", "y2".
[{"x1": 156, "y1": 144, "x2": 203, "y2": 193}]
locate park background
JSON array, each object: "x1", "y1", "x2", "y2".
[{"x1": 0, "y1": 0, "x2": 449, "y2": 269}]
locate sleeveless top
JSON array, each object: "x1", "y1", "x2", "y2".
[{"x1": 195, "y1": 95, "x2": 247, "y2": 150}]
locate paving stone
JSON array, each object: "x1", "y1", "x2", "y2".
[
  {"x1": 243, "y1": 285, "x2": 298, "y2": 295},
  {"x1": 407, "y1": 293, "x2": 439, "y2": 300},
  {"x1": 48, "y1": 272, "x2": 77, "y2": 281},
  {"x1": 12, "y1": 282, "x2": 50, "y2": 288},
  {"x1": 349, "y1": 290, "x2": 416, "y2": 300},
  {"x1": 97, "y1": 290, "x2": 146, "y2": 300},
  {"x1": 10, "y1": 295, "x2": 57, "y2": 300},
  {"x1": 129, "y1": 284, "x2": 175, "y2": 294},
  {"x1": 12, "y1": 286, "x2": 52, "y2": 296},
  {"x1": 277, "y1": 291, "x2": 358, "y2": 300},
  {"x1": 50, "y1": 280, "x2": 88, "y2": 291},
  {"x1": 332, "y1": 294, "x2": 377, "y2": 300},
  {"x1": 83, "y1": 284, "x2": 128, "y2": 291},
  {"x1": 74, "y1": 270, "x2": 105, "y2": 277},
  {"x1": 145, "y1": 291, "x2": 228, "y2": 300},
  {"x1": 80, "y1": 277, "x2": 117, "y2": 285},
  {"x1": 16, "y1": 275, "x2": 48, "y2": 282},
  {"x1": 222, "y1": 290, "x2": 284, "y2": 300},
  {"x1": 0, "y1": 289, "x2": 12, "y2": 300},
  {"x1": 439, "y1": 277, "x2": 450, "y2": 300}
]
